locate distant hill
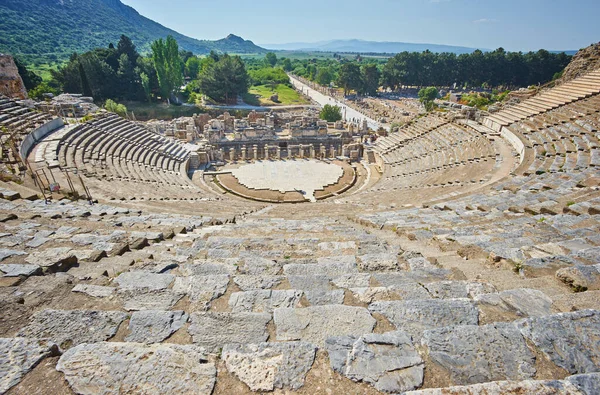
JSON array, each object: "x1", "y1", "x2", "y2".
[
  {"x1": 262, "y1": 39, "x2": 487, "y2": 54},
  {"x1": 0, "y1": 0, "x2": 265, "y2": 62}
]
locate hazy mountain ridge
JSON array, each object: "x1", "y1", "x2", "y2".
[{"x1": 0, "y1": 0, "x2": 265, "y2": 61}]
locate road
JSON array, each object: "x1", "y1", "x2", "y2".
[{"x1": 288, "y1": 75, "x2": 390, "y2": 132}]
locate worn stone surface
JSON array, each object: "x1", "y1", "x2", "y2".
[
  {"x1": 172, "y1": 275, "x2": 229, "y2": 302},
  {"x1": 57, "y1": 342, "x2": 216, "y2": 395},
  {"x1": 515, "y1": 310, "x2": 600, "y2": 374},
  {"x1": 25, "y1": 247, "x2": 77, "y2": 272},
  {"x1": 18, "y1": 309, "x2": 128, "y2": 349},
  {"x1": 424, "y1": 281, "x2": 497, "y2": 299},
  {"x1": 369, "y1": 299, "x2": 479, "y2": 339},
  {"x1": 557, "y1": 265, "x2": 600, "y2": 291},
  {"x1": 358, "y1": 253, "x2": 400, "y2": 271},
  {"x1": 423, "y1": 323, "x2": 536, "y2": 385},
  {"x1": 233, "y1": 275, "x2": 284, "y2": 291},
  {"x1": 274, "y1": 306, "x2": 376, "y2": 346},
  {"x1": 72, "y1": 284, "x2": 115, "y2": 298},
  {"x1": 283, "y1": 262, "x2": 357, "y2": 276},
  {"x1": 475, "y1": 288, "x2": 553, "y2": 318},
  {"x1": 305, "y1": 289, "x2": 345, "y2": 305},
  {"x1": 118, "y1": 289, "x2": 184, "y2": 311},
  {"x1": 325, "y1": 331, "x2": 424, "y2": 393},
  {"x1": 0, "y1": 337, "x2": 59, "y2": 393},
  {"x1": 566, "y1": 373, "x2": 600, "y2": 395},
  {"x1": 188, "y1": 312, "x2": 271, "y2": 352},
  {"x1": 229, "y1": 290, "x2": 303, "y2": 313},
  {"x1": 0, "y1": 248, "x2": 26, "y2": 262},
  {"x1": 0, "y1": 263, "x2": 42, "y2": 277},
  {"x1": 222, "y1": 342, "x2": 317, "y2": 391},
  {"x1": 403, "y1": 378, "x2": 583, "y2": 394},
  {"x1": 115, "y1": 271, "x2": 175, "y2": 291},
  {"x1": 125, "y1": 310, "x2": 188, "y2": 343}
]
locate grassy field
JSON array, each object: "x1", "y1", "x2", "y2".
[
  {"x1": 124, "y1": 101, "x2": 205, "y2": 121},
  {"x1": 244, "y1": 84, "x2": 310, "y2": 106}
]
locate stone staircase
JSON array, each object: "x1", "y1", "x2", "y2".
[{"x1": 1, "y1": 188, "x2": 599, "y2": 394}]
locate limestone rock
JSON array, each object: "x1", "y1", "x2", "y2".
[
  {"x1": 422, "y1": 323, "x2": 536, "y2": 385},
  {"x1": 115, "y1": 271, "x2": 175, "y2": 291},
  {"x1": 325, "y1": 331, "x2": 424, "y2": 393},
  {"x1": 566, "y1": 373, "x2": 600, "y2": 395},
  {"x1": 0, "y1": 248, "x2": 26, "y2": 262},
  {"x1": 424, "y1": 281, "x2": 497, "y2": 299},
  {"x1": 25, "y1": 247, "x2": 77, "y2": 273},
  {"x1": 233, "y1": 275, "x2": 284, "y2": 291},
  {"x1": 274, "y1": 305, "x2": 376, "y2": 346},
  {"x1": 369, "y1": 299, "x2": 479, "y2": 340},
  {"x1": 118, "y1": 289, "x2": 184, "y2": 311},
  {"x1": 172, "y1": 275, "x2": 229, "y2": 302},
  {"x1": 358, "y1": 253, "x2": 400, "y2": 271},
  {"x1": 18, "y1": 309, "x2": 128, "y2": 349},
  {"x1": 557, "y1": 265, "x2": 600, "y2": 291},
  {"x1": 305, "y1": 289, "x2": 345, "y2": 305},
  {"x1": 0, "y1": 264, "x2": 42, "y2": 277},
  {"x1": 125, "y1": 310, "x2": 188, "y2": 343},
  {"x1": 57, "y1": 342, "x2": 216, "y2": 395},
  {"x1": 229, "y1": 290, "x2": 302, "y2": 313},
  {"x1": 475, "y1": 288, "x2": 553, "y2": 318},
  {"x1": 222, "y1": 342, "x2": 316, "y2": 391},
  {"x1": 72, "y1": 284, "x2": 115, "y2": 298},
  {"x1": 403, "y1": 378, "x2": 582, "y2": 394},
  {"x1": 188, "y1": 312, "x2": 271, "y2": 352},
  {"x1": 0, "y1": 338, "x2": 59, "y2": 393},
  {"x1": 515, "y1": 310, "x2": 600, "y2": 374}
]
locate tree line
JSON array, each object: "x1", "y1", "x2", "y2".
[{"x1": 291, "y1": 48, "x2": 571, "y2": 92}]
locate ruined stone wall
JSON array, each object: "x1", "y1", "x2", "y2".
[{"x1": 0, "y1": 55, "x2": 27, "y2": 99}]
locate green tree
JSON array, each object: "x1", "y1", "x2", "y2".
[
  {"x1": 337, "y1": 63, "x2": 362, "y2": 96},
  {"x1": 282, "y1": 58, "x2": 293, "y2": 72},
  {"x1": 319, "y1": 104, "x2": 342, "y2": 122},
  {"x1": 13, "y1": 57, "x2": 42, "y2": 91},
  {"x1": 104, "y1": 99, "x2": 127, "y2": 117},
  {"x1": 185, "y1": 57, "x2": 201, "y2": 78},
  {"x1": 360, "y1": 64, "x2": 381, "y2": 95},
  {"x1": 151, "y1": 36, "x2": 184, "y2": 104},
  {"x1": 418, "y1": 87, "x2": 439, "y2": 111},
  {"x1": 198, "y1": 54, "x2": 249, "y2": 104},
  {"x1": 315, "y1": 67, "x2": 334, "y2": 86},
  {"x1": 265, "y1": 52, "x2": 277, "y2": 67},
  {"x1": 140, "y1": 73, "x2": 151, "y2": 103},
  {"x1": 28, "y1": 82, "x2": 58, "y2": 100}
]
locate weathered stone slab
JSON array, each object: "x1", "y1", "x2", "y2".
[
  {"x1": 358, "y1": 253, "x2": 400, "y2": 271},
  {"x1": 330, "y1": 273, "x2": 371, "y2": 288},
  {"x1": 325, "y1": 331, "x2": 424, "y2": 393},
  {"x1": 424, "y1": 281, "x2": 497, "y2": 299},
  {"x1": 125, "y1": 310, "x2": 188, "y2": 343},
  {"x1": 233, "y1": 275, "x2": 285, "y2": 291},
  {"x1": 229, "y1": 290, "x2": 303, "y2": 313},
  {"x1": 180, "y1": 260, "x2": 237, "y2": 275},
  {"x1": 0, "y1": 263, "x2": 41, "y2": 277},
  {"x1": 222, "y1": 342, "x2": 317, "y2": 391},
  {"x1": 188, "y1": 312, "x2": 271, "y2": 352},
  {"x1": 515, "y1": 310, "x2": 600, "y2": 374},
  {"x1": 557, "y1": 265, "x2": 600, "y2": 291},
  {"x1": 57, "y1": 342, "x2": 216, "y2": 395},
  {"x1": 288, "y1": 275, "x2": 331, "y2": 290},
  {"x1": 305, "y1": 289, "x2": 345, "y2": 305},
  {"x1": 118, "y1": 289, "x2": 184, "y2": 311},
  {"x1": 422, "y1": 323, "x2": 536, "y2": 385},
  {"x1": 403, "y1": 378, "x2": 582, "y2": 394},
  {"x1": 0, "y1": 248, "x2": 26, "y2": 262},
  {"x1": 115, "y1": 271, "x2": 175, "y2": 291},
  {"x1": 172, "y1": 275, "x2": 229, "y2": 302},
  {"x1": 72, "y1": 284, "x2": 115, "y2": 298},
  {"x1": 475, "y1": 288, "x2": 553, "y2": 318},
  {"x1": 566, "y1": 373, "x2": 600, "y2": 395},
  {"x1": 18, "y1": 309, "x2": 128, "y2": 349},
  {"x1": 239, "y1": 256, "x2": 280, "y2": 275},
  {"x1": 349, "y1": 284, "x2": 431, "y2": 304},
  {"x1": 24, "y1": 247, "x2": 77, "y2": 273},
  {"x1": 369, "y1": 299, "x2": 478, "y2": 340},
  {"x1": 0, "y1": 338, "x2": 59, "y2": 393},
  {"x1": 318, "y1": 241, "x2": 356, "y2": 251},
  {"x1": 274, "y1": 306, "x2": 376, "y2": 346},
  {"x1": 283, "y1": 261, "x2": 357, "y2": 276}
]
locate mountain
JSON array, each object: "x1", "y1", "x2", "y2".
[
  {"x1": 261, "y1": 39, "x2": 486, "y2": 54},
  {"x1": 0, "y1": 0, "x2": 265, "y2": 62}
]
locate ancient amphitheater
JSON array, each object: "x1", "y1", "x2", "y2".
[{"x1": 1, "y1": 54, "x2": 600, "y2": 394}]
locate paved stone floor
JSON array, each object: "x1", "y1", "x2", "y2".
[{"x1": 231, "y1": 160, "x2": 344, "y2": 202}]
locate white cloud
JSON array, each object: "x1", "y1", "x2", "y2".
[{"x1": 473, "y1": 18, "x2": 495, "y2": 24}]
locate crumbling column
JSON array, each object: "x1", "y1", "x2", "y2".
[
  {"x1": 264, "y1": 144, "x2": 269, "y2": 160},
  {"x1": 253, "y1": 145, "x2": 258, "y2": 161},
  {"x1": 241, "y1": 145, "x2": 246, "y2": 161},
  {"x1": 299, "y1": 145, "x2": 304, "y2": 159},
  {"x1": 277, "y1": 147, "x2": 281, "y2": 160},
  {"x1": 320, "y1": 144, "x2": 326, "y2": 159},
  {"x1": 310, "y1": 145, "x2": 315, "y2": 158},
  {"x1": 330, "y1": 146, "x2": 336, "y2": 158},
  {"x1": 229, "y1": 147, "x2": 235, "y2": 162}
]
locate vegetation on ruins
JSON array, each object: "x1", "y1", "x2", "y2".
[
  {"x1": 418, "y1": 87, "x2": 439, "y2": 111},
  {"x1": 320, "y1": 104, "x2": 343, "y2": 122},
  {"x1": 151, "y1": 36, "x2": 184, "y2": 104},
  {"x1": 104, "y1": 99, "x2": 128, "y2": 117}
]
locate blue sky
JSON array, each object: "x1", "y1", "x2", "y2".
[{"x1": 120, "y1": 0, "x2": 599, "y2": 51}]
